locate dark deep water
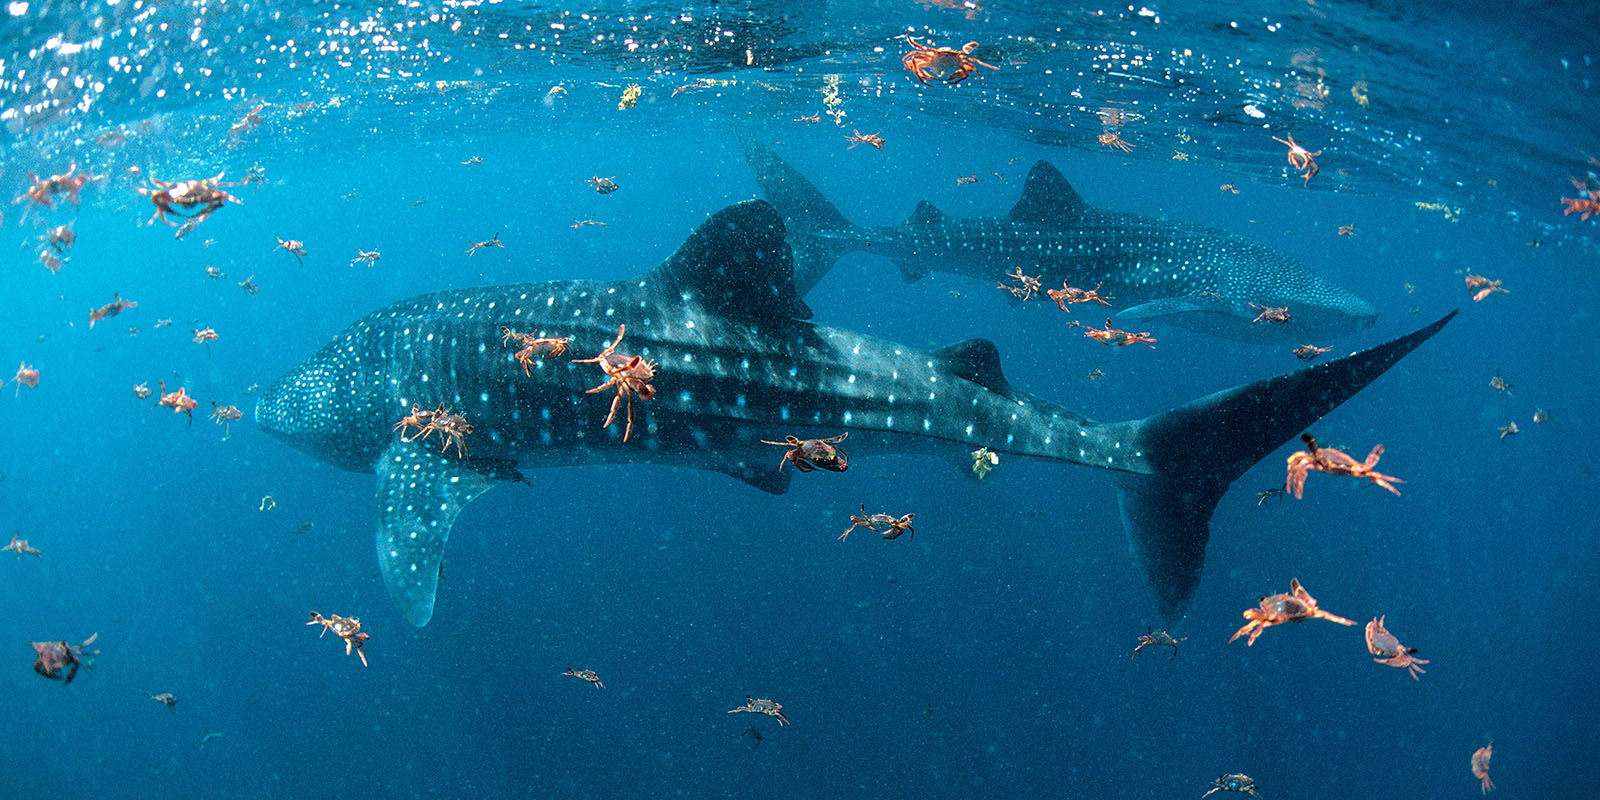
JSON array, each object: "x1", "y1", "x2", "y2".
[{"x1": 2, "y1": 1, "x2": 1598, "y2": 797}]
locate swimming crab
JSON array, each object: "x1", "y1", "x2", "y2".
[
  {"x1": 1201, "y1": 773, "x2": 1262, "y2": 799},
  {"x1": 901, "y1": 36, "x2": 998, "y2": 85},
  {"x1": 1285, "y1": 433, "x2": 1403, "y2": 498},
  {"x1": 137, "y1": 172, "x2": 244, "y2": 226},
  {"x1": 760, "y1": 433, "x2": 849, "y2": 473},
  {"x1": 728, "y1": 695, "x2": 790, "y2": 726},
  {"x1": 31, "y1": 633, "x2": 99, "y2": 684},
  {"x1": 1229, "y1": 578, "x2": 1356, "y2": 646},
  {"x1": 1365, "y1": 615, "x2": 1428, "y2": 680},
  {"x1": 573, "y1": 324, "x2": 656, "y2": 443},
  {"x1": 307, "y1": 612, "x2": 370, "y2": 667}
]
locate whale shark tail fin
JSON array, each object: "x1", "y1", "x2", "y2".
[
  {"x1": 736, "y1": 130, "x2": 869, "y2": 295},
  {"x1": 1104, "y1": 310, "x2": 1457, "y2": 619}
]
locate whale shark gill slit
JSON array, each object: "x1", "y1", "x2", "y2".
[{"x1": 257, "y1": 199, "x2": 1453, "y2": 626}]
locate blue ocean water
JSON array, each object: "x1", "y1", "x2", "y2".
[{"x1": 2, "y1": 1, "x2": 1597, "y2": 797}]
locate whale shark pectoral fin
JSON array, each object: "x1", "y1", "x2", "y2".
[
  {"x1": 374, "y1": 438, "x2": 504, "y2": 627},
  {"x1": 709, "y1": 457, "x2": 793, "y2": 495},
  {"x1": 1008, "y1": 161, "x2": 1094, "y2": 226}
]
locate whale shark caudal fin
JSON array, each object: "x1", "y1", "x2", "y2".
[
  {"x1": 1103, "y1": 310, "x2": 1458, "y2": 619},
  {"x1": 736, "y1": 130, "x2": 869, "y2": 294}
]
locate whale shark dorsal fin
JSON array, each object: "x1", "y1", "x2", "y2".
[
  {"x1": 375, "y1": 438, "x2": 507, "y2": 627},
  {"x1": 904, "y1": 200, "x2": 947, "y2": 228},
  {"x1": 653, "y1": 199, "x2": 813, "y2": 322},
  {"x1": 933, "y1": 338, "x2": 1015, "y2": 398},
  {"x1": 1009, "y1": 161, "x2": 1092, "y2": 226}
]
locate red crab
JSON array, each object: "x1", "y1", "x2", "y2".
[
  {"x1": 137, "y1": 172, "x2": 244, "y2": 226},
  {"x1": 902, "y1": 36, "x2": 998, "y2": 85},
  {"x1": 31, "y1": 633, "x2": 99, "y2": 684},
  {"x1": 760, "y1": 433, "x2": 850, "y2": 472},
  {"x1": 572, "y1": 324, "x2": 656, "y2": 443}
]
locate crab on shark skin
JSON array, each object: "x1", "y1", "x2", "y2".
[
  {"x1": 257, "y1": 199, "x2": 1455, "y2": 627},
  {"x1": 738, "y1": 132, "x2": 1377, "y2": 343}
]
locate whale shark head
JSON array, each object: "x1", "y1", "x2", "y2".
[{"x1": 256, "y1": 325, "x2": 391, "y2": 473}]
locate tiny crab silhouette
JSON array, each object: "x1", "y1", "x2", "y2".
[
  {"x1": 1046, "y1": 281, "x2": 1113, "y2": 312},
  {"x1": 572, "y1": 324, "x2": 657, "y2": 443},
  {"x1": 587, "y1": 175, "x2": 620, "y2": 194},
  {"x1": 1202, "y1": 773, "x2": 1262, "y2": 799},
  {"x1": 4, "y1": 534, "x2": 41, "y2": 558},
  {"x1": 1471, "y1": 742, "x2": 1495, "y2": 794},
  {"x1": 1365, "y1": 615, "x2": 1428, "y2": 680},
  {"x1": 157, "y1": 381, "x2": 198, "y2": 421},
  {"x1": 307, "y1": 612, "x2": 370, "y2": 667},
  {"x1": 998, "y1": 268, "x2": 1043, "y2": 301},
  {"x1": 274, "y1": 236, "x2": 307, "y2": 266},
  {"x1": 562, "y1": 668, "x2": 605, "y2": 688},
  {"x1": 1285, "y1": 433, "x2": 1402, "y2": 498},
  {"x1": 760, "y1": 433, "x2": 849, "y2": 473},
  {"x1": 1292, "y1": 344, "x2": 1331, "y2": 361},
  {"x1": 845, "y1": 130, "x2": 886, "y2": 151},
  {"x1": 1229, "y1": 578, "x2": 1356, "y2": 646},
  {"x1": 1249, "y1": 304, "x2": 1291, "y2": 324},
  {"x1": 500, "y1": 327, "x2": 571, "y2": 376},
  {"x1": 31, "y1": 633, "x2": 99, "y2": 684},
  {"x1": 839, "y1": 505, "x2": 915, "y2": 542},
  {"x1": 1464, "y1": 274, "x2": 1508, "y2": 302},
  {"x1": 1132, "y1": 627, "x2": 1187, "y2": 660},
  {"x1": 728, "y1": 695, "x2": 789, "y2": 726},
  {"x1": 1076, "y1": 319, "x2": 1157, "y2": 348},
  {"x1": 88, "y1": 294, "x2": 138, "y2": 330},
  {"x1": 466, "y1": 232, "x2": 504, "y2": 256},
  {"x1": 1272, "y1": 133, "x2": 1321, "y2": 186},
  {"x1": 210, "y1": 403, "x2": 243, "y2": 436},
  {"x1": 146, "y1": 691, "x2": 178, "y2": 710}
]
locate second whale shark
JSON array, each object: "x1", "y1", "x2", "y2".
[
  {"x1": 258, "y1": 200, "x2": 1449, "y2": 627},
  {"x1": 739, "y1": 134, "x2": 1378, "y2": 341}
]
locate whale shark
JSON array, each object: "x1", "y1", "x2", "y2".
[
  {"x1": 738, "y1": 134, "x2": 1378, "y2": 342},
  {"x1": 257, "y1": 199, "x2": 1451, "y2": 626}
]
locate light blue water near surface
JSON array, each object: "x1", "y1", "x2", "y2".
[{"x1": 1, "y1": 2, "x2": 1597, "y2": 798}]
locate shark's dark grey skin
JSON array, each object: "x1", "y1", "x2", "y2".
[
  {"x1": 739, "y1": 134, "x2": 1378, "y2": 342},
  {"x1": 258, "y1": 200, "x2": 1451, "y2": 627}
]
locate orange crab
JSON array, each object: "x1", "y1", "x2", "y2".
[
  {"x1": 1292, "y1": 344, "x2": 1332, "y2": 361},
  {"x1": 136, "y1": 172, "x2": 244, "y2": 226},
  {"x1": 845, "y1": 130, "x2": 886, "y2": 151},
  {"x1": 760, "y1": 433, "x2": 850, "y2": 473},
  {"x1": 562, "y1": 668, "x2": 605, "y2": 688},
  {"x1": 901, "y1": 36, "x2": 998, "y2": 85},
  {"x1": 1272, "y1": 133, "x2": 1322, "y2": 186},
  {"x1": 193, "y1": 327, "x2": 219, "y2": 344},
  {"x1": 4, "y1": 534, "x2": 41, "y2": 558},
  {"x1": 1047, "y1": 281, "x2": 1113, "y2": 311},
  {"x1": 500, "y1": 327, "x2": 571, "y2": 376},
  {"x1": 1229, "y1": 578, "x2": 1356, "y2": 646},
  {"x1": 1365, "y1": 615, "x2": 1428, "y2": 680},
  {"x1": 1098, "y1": 128, "x2": 1134, "y2": 152},
  {"x1": 392, "y1": 403, "x2": 473, "y2": 457},
  {"x1": 1559, "y1": 179, "x2": 1600, "y2": 221},
  {"x1": 157, "y1": 381, "x2": 198, "y2": 421},
  {"x1": 728, "y1": 695, "x2": 790, "y2": 725},
  {"x1": 997, "y1": 267, "x2": 1043, "y2": 301},
  {"x1": 31, "y1": 633, "x2": 99, "y2": 684},
  {"x1": 1464, "y1": 273, "x2": 1508, "y2": 302},
  {"x1": 466, "y1": 232, "x2": 504, "y2": 256},
  {"x1": 1285, "y1": 433, "x2": 1403, "y2": 498},
  {"x1": 1249, "y1": 304, "x2": 1291, "y2": 324},
  {"x1": 1077, "y1": 319, "x2": 1157, "y2": 348},
  {"x1": 88, "y1": 294, "x2": 138, "y2": 330},
  {"x1": 17, "y1": 162, "x2": 97, "y2": 216},
  {"x1": 1471, "y1": 742, "x2": 1495, "y2": 794},
  {"x1": 307, "y1": 612, "x2": 370, "y2": 667},
  {"x1": 13, "y1": 362, "x2": 39, "y2": 395},
  {"x1": 572, "y1": 324, "x2": 657, "y2": 443}
]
